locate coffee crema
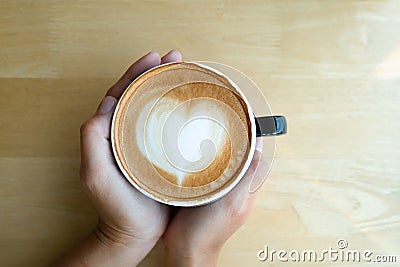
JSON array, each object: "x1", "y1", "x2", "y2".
[{"x1": 112, "y1": 62, "x2": 255, "y2": 206}]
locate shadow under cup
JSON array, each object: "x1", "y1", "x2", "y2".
[{"x1": 111, "y1": 62, "x2": 287, "y2": 207}]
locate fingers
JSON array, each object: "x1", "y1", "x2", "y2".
[
  {"x1": 106, "y1": 50, "x2": 183, "y2": 99},
  {"x1": 230, "y1": 137, "x2": 268, "y2": 195},
  {"x1": 244, "y1": 137, "x2": 263, "y2": 181},
  {"x1": 248, "y1": 137, "x2": 269, "y2": 193},
  {"x1": 83, "y1": 50, "x2": 184, "y2": 167},
  {"x1": 161, "y1": 49, "x2": 183, "y2": 64},
  {"x1": 255, "y1": 136, "x2": 263, "y2": 152},
  {"x1": 96, "y1": 95, "x2": 117, "y2": 117},
  {"x1": 80, "y1": 97, "x2": 117, "y2": 172},
  {"x1": 106, "y1": 51, "x2": 161, "y2": 99},
  {"x1": 248, "y1": 151, "x2": 268, "y2": 193}
]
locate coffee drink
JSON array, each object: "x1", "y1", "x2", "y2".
[{"x1": 112, "y1": 62, "x2": 256, "y2": 206}]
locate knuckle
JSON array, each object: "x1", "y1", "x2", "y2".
[
  {"x1": 80, "y1": 165, "x2": 109, "y2": 198},
  {"x1": 80, "y1": 119, "x2": 98, "y2": 137},
  {"x1": 80, "y1": 166, "x2": 98, "y2": 192},
  {"x1": 223, "y1": 194, "x2": 250, "y2": 221},
  {"x1": 80, "y1": 168, "x2": 93, "y2": 190}
]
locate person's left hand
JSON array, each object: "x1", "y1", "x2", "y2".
[{"x1": 57, "y1": 50, "x2": 182, "y2": 267}]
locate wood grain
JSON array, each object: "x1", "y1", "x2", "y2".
[{"x1": 1, "y1": 1, "x2": 399, "y2": 266}]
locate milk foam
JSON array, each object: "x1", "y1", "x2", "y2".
[{"x1": 136, "y1": 96, "x2": 230, "y2": 186}]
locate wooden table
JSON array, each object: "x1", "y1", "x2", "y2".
[{"x1": 1, "y1": 1, "x2": 399, "y2": 266}]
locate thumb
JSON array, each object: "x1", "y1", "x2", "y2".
[
  {"x1": 80, "y1": 96, "x2": 117, "y2": 171},
  {"x1": 231, "y1": 137, "x2": 268, "y2": 195},
  {"x1": 96, "y1": 95, "x2": 118, "y2": 117}
]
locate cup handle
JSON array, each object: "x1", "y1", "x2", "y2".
[{"x1": 255, "y1": 116, "x2": 287, "y2": 137}]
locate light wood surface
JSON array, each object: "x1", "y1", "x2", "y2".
[{"x1": 1, "y1": 1, "x2": 399, "y2": 266}]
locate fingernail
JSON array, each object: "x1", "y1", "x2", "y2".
[
  {"x1": 255, "y1": 137, "x2": 263, "y2": 152},
  {"x1": 249, "y1": 172, "x2": 267, "y2": 193},
  {"x1": 248, "y1": 155, "x2": 268, "y2": 193},
  {"x1": 166, "y1": 49, "x2": 183, "y2": 62},
  {"x1": 97, "y1": 96, "x2": 116, "y2": 115},
  {"x1": 147, "y1": 50, "x2": 159, "y2": 57}
]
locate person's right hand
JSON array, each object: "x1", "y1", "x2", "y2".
[{"x1": 162, "y1": 138, "x2": 268, "y2": 267}]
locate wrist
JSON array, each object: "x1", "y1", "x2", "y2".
[
  {"x1": 164, "y1": 245, "x2": 221, "y2": 267},
  {"x1": 56, "y1": 229, "x2": 149, "y2": 267},
  {"x1": 93, "y1": 220, "x2": 158, "y2": 262},
  {"x1": 56, "y1": 219, "x2": 161, "y2": 266},
  {"x1": 94, "y1": 220, "x2": 147, "y2": 250}
]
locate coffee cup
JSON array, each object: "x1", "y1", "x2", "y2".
[{"x1": 111, "y1": 62, "x2": 286, "y2": 206}]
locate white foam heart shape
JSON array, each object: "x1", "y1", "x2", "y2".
[{"x1": 136, "y1": 96, "x2": 233, "y2": 186}]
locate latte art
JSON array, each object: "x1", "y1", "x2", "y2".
[
  {"x1": 138, "y1": 82, "x2": 249, "y2": 187},
  {"x1": 112, "y1": 62, "x2": 255, "y2": 206},
  {"x1": 145, "y1": 97, "x2": 227, "y2": 176}
]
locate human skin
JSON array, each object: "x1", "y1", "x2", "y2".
[{"x1": 55, "y1": 50, "x2": 267, "y2": 267}]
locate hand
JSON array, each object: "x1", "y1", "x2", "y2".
[
  {"x1": 56, "y1": 50, "x2": 182, "y2": 266},
  {"x1": 163, "y1": 139, "x2": 268, "y2": 267}
]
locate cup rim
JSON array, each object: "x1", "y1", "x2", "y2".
[{"x1": 111, "y1": 62, "x2": 256, "y2": 207}]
